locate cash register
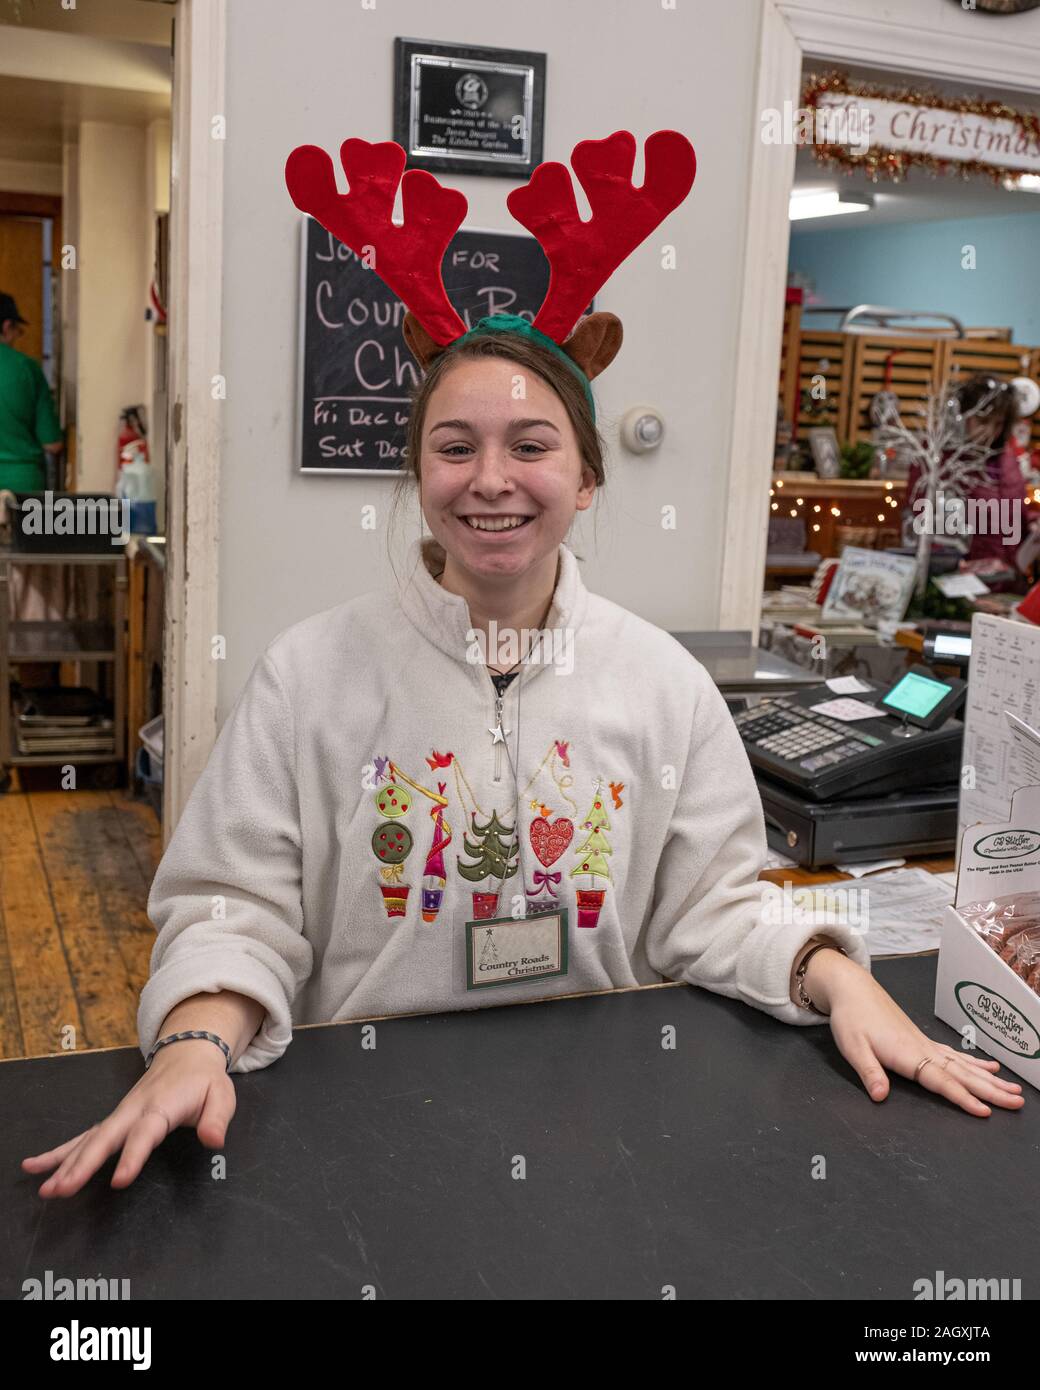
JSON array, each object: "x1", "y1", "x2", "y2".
[{"x1": 734, "y1": 665, "x2": 967, "y2": 868}]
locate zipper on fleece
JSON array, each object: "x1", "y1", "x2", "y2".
[
  {"x1": 486, "y1": 664, "x2": 538, "y2": 784},
  {"x1": 491, "y1": 685, "x2": 507, "y2": 783}
]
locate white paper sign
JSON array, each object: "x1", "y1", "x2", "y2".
[
  {"x1": 834, "y1": 858, "x2": 906, "y2": 877},
  {"x1": 958, "y1": 614, "x2": 1040, "y2": 856},
  {"x1": 796, "y1": 868, "x2": 952, "y2": 955},
  {"x1": 826, "y1": 675, "x2": 874, "y2": 695},
  {"x1": 934, "y1": 572, "x2": 990, "y2": 599},
  {"x1": 1006, "y1": 711, "x2": 1040, "y2": 785},
  {"x1": 809, "y1": 697, "x2": 880, "y2": 722}
]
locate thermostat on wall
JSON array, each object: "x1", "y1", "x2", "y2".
[{"x1": 620, "y1": 406, "x2": 664, "y2": 454}]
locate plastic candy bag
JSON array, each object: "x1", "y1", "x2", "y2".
[{"x1": 960, "y1": 891, "x2": 1040, "y2": 996}]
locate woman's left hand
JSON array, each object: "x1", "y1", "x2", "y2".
[{"x1": 805, "y1": 949, "x2": 1026, "y2": 1116}]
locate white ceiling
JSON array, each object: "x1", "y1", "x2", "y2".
[
  {"x1": 0, "y1": 75, "x2": 170, "y2": 163},
  {"x1": 0, "y1": 5, "x2": 172, "y2": 165}
]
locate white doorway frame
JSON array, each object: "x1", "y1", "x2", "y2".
[
  {"x1": 720, "y1": 0, "x2": 1040, "y2": 634},
  {"x1": 163, "y1": 0, "x2": 226, "y2": 837}
]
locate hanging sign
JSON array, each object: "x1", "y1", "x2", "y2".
[{"x1": 803, "y1": 70, "x2": 1040, "y2": 183}]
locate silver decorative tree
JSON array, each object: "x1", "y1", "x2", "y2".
[{"x1": 873, "y1": 380, "x2": 1003, "y2": 601}]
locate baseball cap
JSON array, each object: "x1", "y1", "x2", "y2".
[{"x1": 0, "y1": 293, "x2": 28, "y2": 326}]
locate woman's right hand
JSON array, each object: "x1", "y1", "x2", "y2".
[{"x1": 21, "y1": 1039, "x2": 236, "y2": 1198}]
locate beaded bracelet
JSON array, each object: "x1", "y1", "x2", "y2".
[{"x1": 145, "y1": 1029, "x2": 231, "y2": 1072}]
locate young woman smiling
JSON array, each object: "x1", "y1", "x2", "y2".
[{"x1": 22, "y1": 130, "x2": 1024, "y2": 1199}]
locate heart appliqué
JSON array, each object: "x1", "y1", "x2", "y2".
[{"x1": 530, "y1": 816, "x2": 574, "y2": 867}]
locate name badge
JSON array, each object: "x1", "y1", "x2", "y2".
[{"x1": 464, "y1": 909, "x2": 569, "y2": 990}]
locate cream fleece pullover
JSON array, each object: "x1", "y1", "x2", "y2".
[{"x1": 139, "y1": 536, "x2": 871, "y2": 1071}]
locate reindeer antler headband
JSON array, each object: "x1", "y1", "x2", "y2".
[{"x1": 284, "y1": 129, "x2": 696, "y2": 419}]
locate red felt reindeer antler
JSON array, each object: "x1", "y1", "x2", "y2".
[
  {"x1": 506, "y1": 130, "x2": 697, "y2": 344},
  {"x1": 285, "y1": 138, "x2": 469, "y2": 346}
]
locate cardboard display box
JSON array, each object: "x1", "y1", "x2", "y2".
[{"x1": 935, "y1": 784, "x2": 1040, "y2": 1092}]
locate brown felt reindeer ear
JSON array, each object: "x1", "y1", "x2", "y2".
[
  {"x1": 402, "y1": 311, "x2": 446, "y2": 371},
  {"x1": 560, "y1": 312, "x2": 623, "y2": 381}
]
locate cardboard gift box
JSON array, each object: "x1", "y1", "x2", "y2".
[{"x1": 935, "y1": 783, "x2": 1040, "y2": 1092}]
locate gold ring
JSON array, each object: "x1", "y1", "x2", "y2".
[{"x1": 914, "y1": 1057, "x2": 936, "y2": 1081}]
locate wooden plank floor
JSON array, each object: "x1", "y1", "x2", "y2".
[{"x1": 0, "y1": 786, "x2": 161, "y2": 1061}]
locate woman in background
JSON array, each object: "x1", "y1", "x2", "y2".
[{"x1": 906, "y1": 374, "x2": 1027, "y2": 570}]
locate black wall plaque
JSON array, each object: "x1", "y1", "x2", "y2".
[{"x1": 393, "y1": 36, "x2": 545, "y2": 178}]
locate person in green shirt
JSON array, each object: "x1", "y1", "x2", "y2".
[{"x1": 0, "y1": 292, "x2": 63, "y2": 491}]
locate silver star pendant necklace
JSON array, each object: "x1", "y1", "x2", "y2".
[{"x1": 434, "y1": 565, "x2": 552, "y2": 749}]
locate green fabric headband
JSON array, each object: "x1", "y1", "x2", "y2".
[{"x1": 448, "y1": 313, "x2": 596, "y2": 421}]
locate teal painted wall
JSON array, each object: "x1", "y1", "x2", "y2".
[{"x1": 789, "y1": 211, "x2": 1040, "y2": 347}]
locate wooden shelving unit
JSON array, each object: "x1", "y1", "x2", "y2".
[{"x1": 770, "y1": 472, "x2": 907, "y2": 562}]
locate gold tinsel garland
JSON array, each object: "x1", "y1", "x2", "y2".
[{"x1": 801, "y1": 69, "x2": 1040, "y2": 186}]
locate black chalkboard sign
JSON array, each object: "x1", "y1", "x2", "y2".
[{"x1": 296, "y1": 216, "x2": 588, "y2": 475}]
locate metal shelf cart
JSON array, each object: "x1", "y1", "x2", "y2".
[{"x1": 0, "y1": 546, "x2": 128, "y2": 790}]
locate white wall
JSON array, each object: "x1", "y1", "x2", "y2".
[
  {"x1": 218, "y1": 0, "x2": 764, "y2": 715},
  {"x1": 75, "y1": 121, "x2": 150, "y2": 491}
]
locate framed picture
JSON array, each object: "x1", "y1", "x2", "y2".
[
  {"x1": 808, "y1": 427, "x2": 840, "y2": 478},
  {"x1": 822, "y1": 546, "x2": 918, "y2": 626},
  {"x1": 393, "y1": 37, "x2": 546, "y2": 179}
]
